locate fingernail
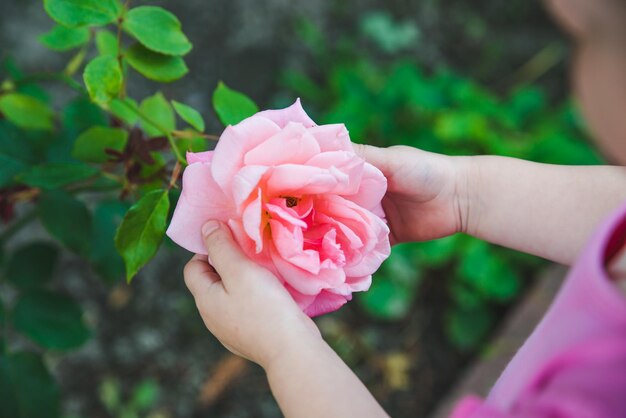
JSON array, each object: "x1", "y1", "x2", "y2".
[{"x1": 202, "y1": 220, "x2": 220, "y2": 237}]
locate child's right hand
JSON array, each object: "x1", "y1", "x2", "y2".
[
  {"x1": 353, "y1": 144, "x2": 472, "y2": 244},
  {"x1": 357, "y1": 144, "x2": 626, "y2": 264}
]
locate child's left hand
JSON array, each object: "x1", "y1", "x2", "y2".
[{"x1": 183, "y1": 220, "x2": 322, "y2": 368}]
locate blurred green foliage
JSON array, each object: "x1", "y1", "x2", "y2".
[
  {"x1": 281, "y1": 15, "x2": 601, "y2": 350},
  {"x1": 99, "y1": 377, "x2": 166, "y2": 418}
]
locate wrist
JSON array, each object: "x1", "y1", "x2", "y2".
[
  {"x1": 261, "y1": 319, "x2": 327, "y2": 373},
  {"x1": 450, "y1": 155, "x2": 481, "y2": 236},
  {"x1": 259, "y1": 314, "x2": 325, "y2": 371}
]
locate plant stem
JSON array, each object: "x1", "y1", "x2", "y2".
[
  {"x1": 172, "y1": 130, "x2": 220, "y2": 141},
  {"x1": 116, "y1": 21, "x2": 126, "y2": 99},
  {"x1": 509, "y1": 41, "x2": 566, "y2": 90}
]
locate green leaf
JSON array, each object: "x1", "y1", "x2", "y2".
[
  {"x1": 17, "y1": 83, "x2": 50, "y2": 104},
  {"x1": 0, "y1": 154, "x2": 26, "y2": 188},
  {"x1": 175, "y1": 136, "x2": 207, "y2": 155},
  {"x1": 0, "y1": 298, "x2": 5, "y2": 329},
  {"x1": 358, "y1": 279, "x2": 413, "y2": 320},
  {"x1": 90, "y1": 200, "x2": 129, "y2": 283},
  {"x1": 44, "y1": 0, "x2": 121, "y2": 27},
  {"x1": 13, "y1": 290, "x2": 90, "y2": 350},
  {"x1": 212, "y1": 81, "x2": 259, "y2": 126},
  {"x1": 1, "y1": 351, "x2": 60, "y2": 418},
  {"x1": 125, "y1": 43, "x2": 188, "y2": 82},
  {"x1": 6, "y1": 243, "x2": 59, "y2": 290},
  {"x1": 83, "y1": 55, "x2": 122, "y2": 104},
  {"x1": 123, "y1": 6, "x2": 192, "y2": 56},
  {"x1": 172, "y1": 100, "x2": 205, "y2": 132},
  {"x1": 417, "y1": 235, "x2": 460, "y2": 267},
  {"x1": 0, "y1": 93, "x2": 54, "y2": 131},
  {"x1": 108, "y1": 97, "x2": 139, "y2": 126},
  {"x1": 17, "y1": 163, "x2": 98, "y2": 189},
  {"x1": 39, "y1": 25, "x2": 90, "y2": 51},
  {"x1": 139, "y1": 92, "x2": 175, "y2": 137},
  {"x1": 95, "y1": 30, "x2": 119, "y2": 56},
  {"x1": 64, "y1": 47, "x2": 88, "y2": 77},
  {"x1": 99, "y1": 378, "x2": 121, "y2": 413},
  {"x1": 0, "y1": 121, "x2": 43, "y2": 163},
  {"x1": 130, "y1": 380, "x2": 159, "y2": 411},
  {"x1": 446, "y1": 305, "x2": 494, "y2": 351},
  {"x1": 62, "y1": 97, "x2": 108, "y2": 137},
  {"x1": 457, "y1": 239, "x2": 522, "y2": 302},
  {"x1": 72, "y1": 126, "x2": 128, "y2": 163},
  {"x1": 531, "y1": 132, "x2": 602, "y2": 165},
  {"x1": 360, "y1": 11, "x2": 419, "y2": 53},
  {"x1": 115, "y1": 189, "x2": 170, "y2": 282},
  {"x1": 38, "y1": 191, "x2": 91, "y2": 255},
  {"x1": 0, "y1": 351, "x2": 19, "y2": 418}
]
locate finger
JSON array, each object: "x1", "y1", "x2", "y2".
[
  {"x1": 352, "y1": 143, "x2": 390, "y2": 171},
  {"x1": 201, "y1": 220, "x2": 255, "y2": 284},
  {"x1": 183, "y1": 254, "x2": 221, "y2": 298}
]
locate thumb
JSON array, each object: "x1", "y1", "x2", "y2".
[{"x1": 202, "y1": 220, "x2": 252, "y2": 281}]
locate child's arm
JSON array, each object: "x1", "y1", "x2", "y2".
[
  {"x1": 354, "y1": 144, "x2": 626, "y2": 265},
  {"x1": 465, "y1": 156, "x2": 626, "y2": 264},
  {"x1": 184, "y1": 221, "x2": 389, "y2": 418},
  {"x1": 265, "y1": 328, "x2": 390, "y2": 418}
]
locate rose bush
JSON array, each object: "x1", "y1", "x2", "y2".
[{"x1": 167, "y1": 99, "x2": 391, "y2": 316}]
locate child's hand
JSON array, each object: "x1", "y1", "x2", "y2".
[
  {"x1": 353, "y1": 144, "x2": 472, "y2": 244},
  {"x1": 183, "y1": 220, "x2": 321, "y2": 368}
]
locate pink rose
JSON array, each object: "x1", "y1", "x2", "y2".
[{"x1": 167, "y1": 99, "x2": 391, "y2": 316}]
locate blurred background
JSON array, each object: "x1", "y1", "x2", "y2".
[{"x1": 0, "y1": 1, "x2": 603, "y2": 417}]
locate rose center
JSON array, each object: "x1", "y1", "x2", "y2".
[{"x1": 285, "y1": 196, "x2": 298, "y2": 208}]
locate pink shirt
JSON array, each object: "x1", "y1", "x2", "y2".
[{"x1": 452, "y1": 202, "x2": 626, "y2": 418}]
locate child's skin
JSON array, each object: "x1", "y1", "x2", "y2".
[{"x1": 183, "y1": 1, "x2": 626, "y2": 416}]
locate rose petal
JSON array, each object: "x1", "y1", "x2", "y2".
[
  {"x1": 228, "y1": 219, "x2": 277, "y2": 275},
  {"x1": 315, "y1": 212, "x2": 364, "y2": 250},
  {"x1": 266, "y1": 164, "x2": 345, "y2": 196},
  {"x1": 244, "y1": 122, "x2": 321, "y2": 166},
  {"x1": 232, "y1": 165, "x2": 269, "y2": 209},
  {"x1": 320, "y1": 228, "x2": 346, "y2": 266},
  {"x1": 307, "y1": 123, "x2": 353, "y2": 152},
  {"x1": 266, "y1": 203, "x2": 308, "y2": 229},
  {"x1": 304, "y1": 290, "x2": 349, "y2": 317},
  {"x1": 268, "y1": 196, "x2": 314, "y2": 220},
  {"x1": 344, "y1": 214, "x2": 390, "y2": 277},
  {"x1": 329, "y1": 275, "x2": 372, "y2": 296},
  {"x1": 270, "y1": 243, "x2": 345, "y2": 295},
  {"x1": 270, "y1": 219, "x2": 320, "y2": 273},
  {"x1": 257, "y1": 98, "x2": 316, "y2": 128},
  {"x1": 284, "y1": 284, "x2": 348, "y2": 317},
  {"x1": 346, "y1": 275, "x2": 372, "y2": 293},
  {"x1": 318, "y1": 195, "x2": 379, "y2": 251},
  {"x1": 211, "y1": 116, "x2": 281, "y2": 195},
  {"x1": 306, "y1": 151, "x2": 365, "y2": 195},
  {"x1": 345, "y1": 162, "x2": 387, "y2": 213},
  {"x1": 186, "y1": 150, "x2": 214, "y2": 164},
  {"x1": 166, "y1": 163, "x2": 234, "y2": 254},
  {"x1": 243, "y1": 188, "x2": 265, "y2": 253},
  {"x1": 316, "y1": 195, "x2": 390, "y2": 276}
]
